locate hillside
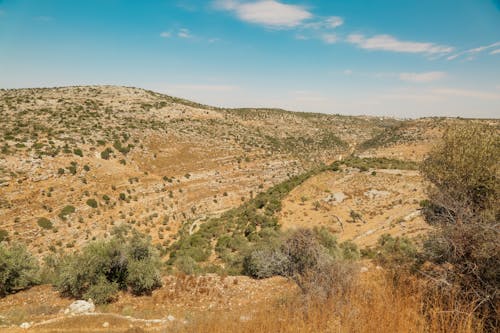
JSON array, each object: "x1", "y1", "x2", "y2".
[
  {"x1": 0, "y1": 86, "x2": 498, "y2": 332},
  {"x1": 0, "y1": 85, "x2": 395, "y2": 256}
]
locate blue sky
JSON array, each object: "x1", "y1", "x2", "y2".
[{"x1": 0, "y1": 0, "x2": 499, "y2": 118}]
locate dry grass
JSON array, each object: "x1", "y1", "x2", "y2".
[{"x1": 172, "y1": 272, "x2": 485, "y2": 333}]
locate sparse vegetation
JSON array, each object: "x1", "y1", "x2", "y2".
[
  {"x1": 37, "y1": 217, "x2": 53, "y2": 230},
  {"x1": 56, "y1": 230, "x2": 162, "y2": 304}
]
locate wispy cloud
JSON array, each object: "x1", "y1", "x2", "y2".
[
  {"x1": 321, "y1": 33, "x2": 337, "y2": 44},
  {"x1": 214, "y1": 0, "x2": 312, "y2": 29},
  {"x1": 447, "y1": 42, "x2": 500, "y2": 60},
  {"x1": 347, "y1": 34, "x2": 453, "y2": 54},
  {"x1": 178, "y1": 28, "x2": 192, "y2": 38},
  {"x1": 399, "y1": 71, "x2": 446, "y2": 83},
  {"x1": 489, "y1": 49, "x2": 500, "y2": 55},
  {"x1": 160, "y1": 31, "x2": 172, "y2": 38},
  {"x1": 303, "y1": 16, "x2": 343, "y2": 29}
]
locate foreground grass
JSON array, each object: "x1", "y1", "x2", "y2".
[{"x1": 173, "y1": 272, "x2": 485, "y2": 333}]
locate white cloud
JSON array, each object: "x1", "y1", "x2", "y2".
[
  {"x1": 214, "y1": 0, "x2": 312, "y2": 28},
  {"x1": 399, "y1": 71, "x2": 446, "y2": 83},
  {"x1": 343, "y1": 69, "x2": 353, "y2": 75},
  {"x1": 347, "y1": 34, "x2": 453, "y2": 54},
  {"x1": 303, "y1": 16, "x2": 343, "y2": 30},
  {"x1": 326, "y1": 16, "x2": 343, "y2": 28},
  {"x1": 490, "y1": 49, "x2": 500, "y2": 55},
  {"x1": 178, "y1": 28, "x2": 192, "y2": 38},
  {"x1": 321, "y1": 33, "x2": 337, "y2": 44},
  {"x1": 160, "y1": 31, "x2": 172, "y2": 38},
  {"x1": 447, "y1": 41, "x2": 500, "y2": 60}
]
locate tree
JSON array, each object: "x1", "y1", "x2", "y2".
[
  {"x1": 0, "y1": 244, "x2": 40, "y2": 296},
  {"x1": 420, "y1": 123, "x2": 499, "y2": 328}
]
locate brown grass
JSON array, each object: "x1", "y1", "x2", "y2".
[{"x1": 172, "y1": 272, "x2": 485, "y2": 333}]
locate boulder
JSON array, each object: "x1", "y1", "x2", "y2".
[{"x1": 65, "y1": 300, "x2": 95, "y2": 315}]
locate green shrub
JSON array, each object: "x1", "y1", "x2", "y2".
[
  {"x1": 86, "y1": 199, "x2": 98, "y2": 208},
  {"x1": 83, "y1": 276, "x2": 119, "y2": 304},
  {"x1": 73, "y1": 148, "x2": 83, "y2": 157},
  {"x1": 58, "y1": 205, "x2": 75, "y2": 219},
  {"x1": 244, "y1": 228, "x2": 357, "y2": 299},
  {"x1": 0, "y1": 244, "x2": 40, "y2": 296},
  {"x1": 100, "y1": 148, "x2": 113, "y2": 160},
  {"x1": 374, "y1": 234, "x2": 416, "y2": 267},
  {"x1": 37, "y1": 217, "x2": 53, "y2": 230},
  {"x1": 56, "y1": 231, "x2": 162, "y2": 303}
]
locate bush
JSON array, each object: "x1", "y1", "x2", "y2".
[
  {"x1": 59, "y1": 205, "x2": 75, "y2": 219},
  {"x1": 83, "y1": 276, "x2": 119, "y2": 304},
  {"x1": 37, "y1": 217, "x2": 53, "y2": 229},
  {"x1": 86, "y1": 199, "x2": 98, "y2": 208},
  {"x1": 100, "y1": 148, "x2": 113, "y2": 160},
  {"x1": 374, "y1": 234, "x2": 417, "y2": 268},
  {"x1": 73, "y1": 148, "x2": 83, "y2": 157},
  {"x1": 244, "y1": 228, "x2": 357, "y2": 299},
  {"x1": 421, "y1": 123, "x2": 498, "y2": 222},
  {"x1": 420, "y1": 123, "x2": 499, "y2": 328},
  {"x1": 56, "y1": 231, "x2": 162, "y2": 303},
  {"x1": 0, "y1": 244, "x2": 39, "y2": 296}
]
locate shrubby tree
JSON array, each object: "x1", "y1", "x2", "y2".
[
  {"x1": 244, "y1": 228, "x2": 357, "y2": 300},
  {"x1": 56, "y1": 230, "x2": 162, "y2": 304},
  {"x1": 0, "y1": 244, "x2": 39, "y2": 296},
  {"x1": 420, "y1": 123, "x2": 499, "y2": 327}
]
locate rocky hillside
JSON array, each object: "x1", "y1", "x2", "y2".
[
  {"x1": 0, "y1": 86, "x2": 389, "y2": 256},
  {"x1": 0, "y1": 85, "x2": 496, "y2": 259}
]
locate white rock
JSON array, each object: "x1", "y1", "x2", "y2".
[
  {"x1": 167, "y1": 315, "x2": 175, "y2": 322},
  {"x1": 102, "y1": 322, "x2": 109, "y2": 328},
  {"x1": 20, "y1": 322, "x2": 31, "y2": 329},
  {"x1": 360, "y1": 266, "x2": 369, "y2": 273},
  {"x1": 66, "y1": 300, "x2": 95, "y2": 315}
]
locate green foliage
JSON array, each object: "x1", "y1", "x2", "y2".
[
  {"x1": 56, "y1": 231, "x2": 162, "y2": 303},
  {"x1": 244, "y1": 228, "x2": 357, "y2": 299},
  {"x1": 421, "y1": 123, "x2": 499, "y2": 220},
  {"x1": 373, "y1": 234, "x2": 417, "y2": 267},
  {"x1": 0, "y1": 244, "x2": 40, "y2": 297},
  {"x1": 86, "y1": 199, "x2": 98, "y2": 208},
  {"x1": 419, "y1": 123, "x2": 499, "y2": 328},
  {"x1": 100, "y1": 147, "x2": 113, "y2": 160},
  {"x1": 58, "y1": 205, "x2": 75, "y2": 219},
  {"x1": 331, "y1": 156, "x2": 418, "y2": 171},
  {"x1": 84, "y1": 276, "x2": 119, "y2": 304},
  {"x1": 37, "y1": 217, "x2": 53, "y2": 230},
  {"x1": 73, "y1": 148, "x2": 83, "y2": 157}
]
